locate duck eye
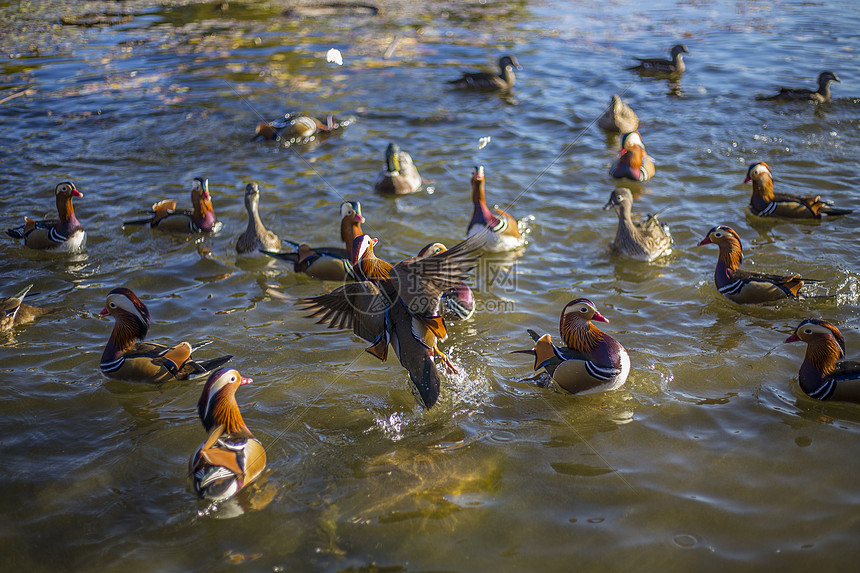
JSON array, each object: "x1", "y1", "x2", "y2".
[
  {"x1": 580, "y1": 307, "x2": 588, "y2": 313},
  {"x1": 109, "y1": 302, "x2": 116, "y2": 308},
  {"x1": 804, "y1": 328, "x2": 812, "y2": 334},
  {"x1": 230, "y1": 375, "x2": 237, "y2": 382}
]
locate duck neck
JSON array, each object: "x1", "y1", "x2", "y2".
[
  {"x1": 501, "y1": 65, "x2": 516, "y2": 86},
  {"x1": 714, "y1": 240, "x2": 743, "y2": 287},
  {"x1": 798, "y1": 339, "x2": 841, "y2": 395},
  {"x1": 818, "y1": 80, "x2": 831, "y2": 99},
  {"x1": 193, "y1": 196, "x2": 217, "y2": 231},
  {"x1": 56, "y1": 194, "x2": 82, "y2": 235},
  {"x1": 560, "y1": 318, "x2": 604, "y2": 356},
  {"x1": 342, "y1": 219, "x2": 363, "y2": 254},
  {"x1": 207, "y1": 395, "x2": 252, "y2": 436},
  {"x1": 102, "y1": 315, "x2": 147, "y2": 363},
  {"x1": 359, "y1": 251, "x2": 392, "y2": 280},
  {"x1": 752, "y1": 174, "x2": 774, "y2": 202},
  {"x1": 245, "y1": 198, "x2": 266, "y2": 236},
  {"x1": 470, "y1": 177, "x2": 498, "y2": 228}
]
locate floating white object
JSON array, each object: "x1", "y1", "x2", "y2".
[
  {"x1": 478, "y1": 136, "x2": 491, "y2": 150},
  {"x1": 326, "y1": 48, "x2": 343, "y2": 66}
]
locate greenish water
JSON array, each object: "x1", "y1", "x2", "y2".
[{"x1": 1, "y1": 0, "x2": 860, "y2": 570}]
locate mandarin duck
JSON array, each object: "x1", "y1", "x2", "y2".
[
  {"x1": 417, "y1": 242, "x2": 476, "y2": 321},
  {"x1": 628, "y1": 44, "x2": 688, "y2": 76},
  {"x1": 123, "y1": 177, "x2": 220, "y2": 233},
  {"x1": 466, "y1": 166, "x2": 524, "y2": 252},
  {"x1": 516, "y1": 298, "x2": 630, "y2": 394},
  {"x1": 785, "y1": 319, "x2": 860, "y2": 403},
  {"x1": 1, "y1": 285, "x2": 60, "y2": 332},
  {"x1": 697, "y1": 225, "x2": 820, "y2": 304},
  {"x1": 597, "y1": 94, "x2": 640, "y2": 134},
  {"x1": 6, "y1": 181, "x2": 85, "y2": 252},
  {"x1": 610, "y1": 131, "x2": 655, "y2": 182},
  {"x1": 758, "y1": 71, "x2": 840, "y2": 103},
  {"x1": 251, "y1": 112, "x2": 352, "y2": 145},
  {"x1": 190, "y1": 368, "x2": 266, "y2": 501},
  {"x1": 236, "y1": 183, "x2": 280, "y2": 255},
  {"x1": 745, "y1": 162, "x2": 851, "y2": 219},
  {"x1": 262, "y1": 201, "x2": 365, "y2": 281},
  {"x1": 373, "y1": 143, "x2": 422, "y2": 195},
  {"x1": 300, "y1": 233, "x2": 484, "y2": 409},
  {"x1": 449, "y1": 55, "x2": 522, "y2": 91},
  {"x1": 603, "y1": 188, "x2": 672, "y2": 261},
  {"x1": 99, "y1": 288, "x2": 232, "y2": 383}
]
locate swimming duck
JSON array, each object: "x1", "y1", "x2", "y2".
[
  {"x1": 99, "y1": 287, "x2": 232, "y2": 383},
  {"x1": 784, "y1": 319, "x2": 860, "y2": 403},
  {"x1": 449, "y1": 55, "x2": 522, "y2": 91},
  {"x1": 466, "y1": 166, "x2": 524, "y2": 252},
  {"x1": 0, "y1": 285, "x2": 60, "y2": 332},
  {"x1": 300, "y1": 233, "x2": 484, "y2": 408},
  {"x1": 745, "y1": 162, "x2": 851, "y2": 219},
  {"x1": 251, "y1": 112, "x2": 352, "y2": 145},
  {"x1": 236, "y1": 183, "x2": 280, "y2": 255},
  {"x1": 6, "y1": 181, "x2": 85, "y2": 252},
  {"x1": 516, "y1": 298, "x2": 630, "y2": 395},
  {"x1": 597, "y1": 94, "x2": 640, "y2": 134},
  {"x1": 417, "y1": 242, "x2": 476, "y2": 321},
  {"x1": 697, "y1": 225, "x2": 819, "y2": 304},
  {"x1": 123, "y1": 177, "x2": 220, "y2": 233},
  {"x1": 628, "y1": 44, "x2": 688, "y2": 76},
  {"x1": 610, "y1": 131, "x2": 655, "y2": 182},
  {"x1": 603, "y1": 188, "x2": 672, "y2": 261},
  {"x1": 262, "y1": 201, "x2": 365, "y2": 281},
  {"x1": 373, "y1": 143, "x2": 422, "y2": 195},
  {"x1": 758, "y1": 71, "x2": 840, "y2": 103},
  {"x1": 190, "y1": 368, "x2": 266, "y2": 501}
]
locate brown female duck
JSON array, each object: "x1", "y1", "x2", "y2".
[
  {"x1": 0, "y1": 285, "x2": 60, "y2": 332},
  {"x1": 449, "y1": 55, "x2": 522, "y2": 91},
  {"x1": 758, "y1": 71, "x2": 840, "y2": 103},
  {"x1": 603, "y1": 188, "x2": 671, "y2": 261},
  {"x1": 597, "y1": 94, "x2": 640, "y2": 134},
  {"x1": 236, "y1": 183, "x2": 280, "y2": 255},
  {"x1": 629, "y1": 44, "x2": 688, "y2": 76}
]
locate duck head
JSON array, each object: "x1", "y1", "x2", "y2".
[
  {"x1": 744, "y1": 162, "x2": 772, "y2": 184},
  {"x1": 697, "y1": 225, "x2": 744, "y2": 272},
  {"x1": 197, "y1": 367, "x2": 253, "y2": 435},
  {"x1": 417, "y1": 242, "x2": 447, "y2": 258},
  {"x1": 559, "y1": 298, "x2": 607, "y2": 353},
  {"x1": 340, "y1": 201, "x2": 365, "y2": 247},
  {"x1": 620, "y1": 131, "x2": 645, "y2": 152},
  {"x1": 384, "y1": 143, "x2": 402, "y2": 174},
  {"x1": 818, "y1": 71, "x2": 840, "y2": 88},
  {"x1": 243, "y1": 182, "x2": 260, "y2": 213},
  {"x1": 670, "y1": 44, "x2": 689, "y2": 58},
  {"x1": 785, "y1": 319, "x2": 845, "y2": 379},
  {"x1": 603, "y1": 187, "x2": 634, "y2": 214},
  {"x1": 100, "y1": 287, "x2": 151, "y2": 347},
  {"x1": 351, "y1": 234, "x2": 378, "y2": 266},
  {"x1": 499, "y1": 55, "x2": 522, "y2": 71}
]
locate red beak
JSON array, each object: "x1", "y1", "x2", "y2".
[
  {"x1": 743, "y1": 176, "x2": 751, "y2": 184},
  {"x1": 784, "y1": 333, "x2": 800, "y2": 343},
  {"x1": 99, "y1": 307, "x2": 109, "y2": 317},
  {"x1": 592, "y1": 310, "x2": 608, "y2": 323},
  {"x1": 72, "y1": 189, "x2": 83, "y2": 198},
  {"x1": 240, "y1": 376, "x2": 253, "y2": 385},
  {"x1": 354, "y1": 213, "x2": 365, "y2": 223},
  {"x1": 697, "y1": 236, "x2": 712, "y2": 246}
]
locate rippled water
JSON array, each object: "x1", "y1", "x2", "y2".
[{"x1": 2, "y1": 0, "x2": 860, "y2": 570}]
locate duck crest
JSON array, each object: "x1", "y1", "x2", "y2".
[
  {"x1": 198, "y1": 369, "x2": 251, "y2": 436},
  {"x1": 470, "y1": 166, "x2": 499, "y2": 228}
]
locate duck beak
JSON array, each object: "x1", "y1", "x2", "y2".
[
  {"x1": 784, "y1": 333, "x2": 800, "y2": 343},
  {"x1": 99, "y1": 307, "x2": 109, "y2": 317},
  {"x1": 72, "y1": 189, "x2": 83, "y2": 198},
  {"x1": 697, "y1": 237, "x2": 712, "y2": 246},
  {"x1": 240, "y1": 375, "x2": 253, "y2": 385},
  {"x1": 354, "y1": 213, "x2": 365, "y2": 224},
  {"x1": 602, "y1": 198, "x2": 616, "y2": 210},
  {"x1": 591, "y1": 310, "x2": 608, "y2": 323},
  {"x1": 743, "y1": 175, "x2": 751, "y2": 184}
]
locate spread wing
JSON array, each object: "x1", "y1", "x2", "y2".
[
  {"x1": 390, "y1": 232, "x2": 484, "y2": 316},
  {"x1": 299, "y1": 281, "x2": 389, "y2": 343}
]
